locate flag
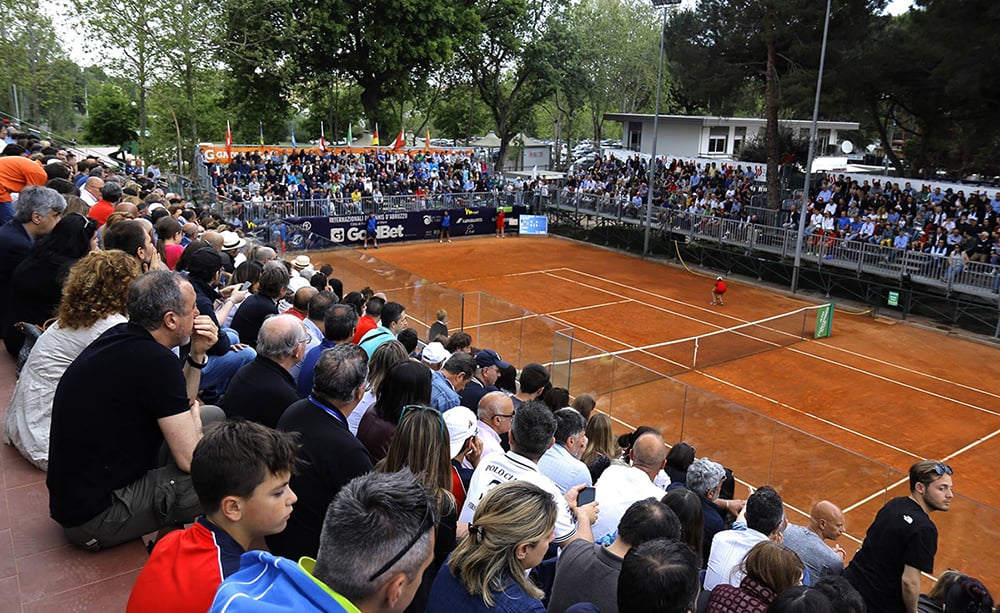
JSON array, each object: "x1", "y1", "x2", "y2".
[
  {"x1": 372, "y1": 124, "x2": 379, "y2": 147},
  {"x1": 531, "y1": 165, "x2": 538, "y2": 181},
  {"x1": 320, "y1": 121, "x2": 326, "y2": 151},
  {"x1": 347, "y1": 123, "x2": 353, "y2": 147},
  {"x1": 392, "y1": 127, "x2": 405, "y2": 150},
  {"x1": 290, "y1": 122, "x2": 297, "y2": 148},
  {"x1": 425, "y1": 128, "x2": 431, "y2": 152},
  {"x1": 225, "y1": 120, "x2": 232, "y2": 163},
  {"x1": 259, "y1": 121, "x2": 264, "y2": 148}
]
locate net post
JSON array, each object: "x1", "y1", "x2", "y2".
[{"x1": 693, "y1": 337, "x2": 699, "y2": 370}]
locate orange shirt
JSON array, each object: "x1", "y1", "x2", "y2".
[{"x1": 0, "y1": 157, "x2": 47, "y2": 203}]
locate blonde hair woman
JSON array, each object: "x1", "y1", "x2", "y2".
[{"x1": 427, "y1": 481, "x2": 556, "y2": 612}]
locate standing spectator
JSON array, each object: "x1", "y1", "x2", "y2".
[
  {"x1": 845, "y1": 460, "x2": 954, "y2": 613},
  {"x1": 267, "y1": 344, "x2": 374, "y2": 561},
  {"x1": 428, "y1": 308, "x2": 449, "y2": 342},
  {"x1": 783, "y1": 500, "x2": 847, "y2": 584}
]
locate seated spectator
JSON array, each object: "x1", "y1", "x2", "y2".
[
  {"x1": 616, "y1": 539, "x2": 700, "y2": 613},
  {"x1": 767, "y1": 586, "x2": 834, "y2": 613},
  {"x1": 591, "y1": 429, "x2": 668, "y2": 543},
  {"x1": 542, "y1": 386, "x2": 571, "y2": 412},
  {"x1": 357, "y1": 359, "x2": 433, "y2": 462},
  {"x1": 460, "y1": 400, "x2": 593, "y2": 547},
  {"x1": 88, "y1": 181, "x2": 120, "y2": 227},
  {"x1": 4, "y1": 212, "x2": 96, "y2": 355},
  {"x1": 297, "y1": 302, "x2": 358, "y2": 398},
  {"x1": 230, "y1": 260, "x2": 289, "y2": 347},
  {"x1": 211, "y1": 470, "x2": 436, "y2": 613},
  {"x1": 376, "y1": 405, "x2": 458, "y2": 613},
  {"x1": 444, "y1": 330, "x2": 472, "y2": 355},
  {"x1": 348, "y1": 340, "x2": 409, "y2": 435},
  {"x1": 443, "y1": 406, "x2": 481, "y2": 508},
  {"x1": 155, "y1": 215, "x2": 185, "y2": 270},
  {"x1": 811, "y1": 575, "x2": 866, "y2": 613},
  {"x1": 571, "y1": 393, "x2": 597, "y2": 419},
  {"x1": 664, "y1": 441, "x2": 696, "y2": 485},
  {"x1": 268, "y1": 343, "x2": 373, "y2": 561},
  {"x1": 46, "y1": 270, "x2": 225, "y2": 550},
  {"x1": 4, "y1": 250, "x2": 140, "y2": 470},
  {"x1": 420, "y1": 340, "x2": 450, "y2": 371},
  {"x1": 683, "y1": 457, "x2": 728, "y2": 565},
  {"x1": 458, "y1": 348, "x2": 509, "y2": 410},
  {"x1": 352, "y1": 295, "x2": 383, "y2": 343},
  {"x1": 538, "y1": 408, "x2": 592, "y2": 494},
  {"x1": 359, "y1": 300, "x2": 409, "y2": 359},
  {"x1": 475, "y1": 390, "x2": 516, "y2": 462},
  {"x1": 396, "y1": 327, "x2": 419, "y2": 357},
  {"x1": 126, "y1": 420, "x2": 298, "y2": 613},
  {"x1": 512, "y1": 362, "x2": 550, "y2": 408},
  {"x1": 286, "y1": 286, "x2": 317, "y2": 320},
  {"x1": 662, "y1": 488, "x2": 705, "y2": 568},
  {"x1": 431, "y1": 351, "x2": 476, "y2": 412},
  {"x1": 704, "y1": 486, "x2": 787, "y2": 591},
  {"x1": 548, "y1": 498, "x2": 681, "y2": 613},
  {"x1": 428, "y1": 481, "x2": 563, "y2": 612},
  {"x1": 703, "y1": 541, "x2": 804, "y2": 613},
  {"x1": 918, "y1": 569, "x2": 967, "y2": 613},
  {"x1": 942, "y1": 576, "x2": 994, "y2": 613},
  {"x1": 581, "y1": 412, "x2": 616, "y2": 483},
  {"x1": 221, "y1": 314, "x2": 308, "y2": 428},
  {"x1": 782, "y1": 500, "x2": 847, "y2": 584},
  {"x1": 0, "y1": 186, "x2": 65, "y2": 354},
  {"x1": 294, "y1": 290, "x2": 335, "y2": 379}
]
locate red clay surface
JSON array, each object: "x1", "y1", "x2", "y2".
[{"x1": 313, "y1": 235, "x2": 1000, "y2": 591}]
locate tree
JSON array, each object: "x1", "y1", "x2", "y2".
[
  {"x1": 84, "y1": 83, "x2": 138, "y2": 145},
  {"x1": 431, "y1": 83, "x2": 491, "y2": 143},
  {"x1": 665, "y1": 0, "x2": 886, "y2": 206}
]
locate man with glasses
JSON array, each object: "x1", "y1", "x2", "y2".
[
  {"x1": 222, "y1": 314, "x2": 306, "y2": 429},
  {"x1": 212, "y1": 470, "x2": 436, "y2": 613},
  {"x1": 459, "y1": 348, "x2": 509, "y2": 411},
  {"x1": 476, "y1": 391, "x2": 516, "y2": 462},
  {"x1": 845, "y1": 460, "x2": 954, "y2": 613}
]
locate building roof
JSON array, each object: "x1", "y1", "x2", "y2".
[{"x1": 604, "y1": 113, "x2": 859, "y2": 130}]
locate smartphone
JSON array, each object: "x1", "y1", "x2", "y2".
[
  {"x1": 239, "y1": 281, "x2": 251, "y2": 292},
  {"x1": 578, "y1": 486, "x2": 596, "y2": 506}
]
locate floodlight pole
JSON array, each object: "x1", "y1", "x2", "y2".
[
  {"x1": 644, "y1": 0, "x2": 681, "y2": 257},
  {"x1": 791, "y1": 0, "x2": 832, "y2": 293}
]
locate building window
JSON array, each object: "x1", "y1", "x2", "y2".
[
  {"x1": 733, "y1": 127, "x2": 747, "y2": 154},
  {"x1": 628, "y1": 122, "x2": 642, "y2": 152},
  {"x1": 708, "y1": 127, "x2": 728, "y2": 154}
]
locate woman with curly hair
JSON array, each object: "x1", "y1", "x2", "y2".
[
  {"x1": 4, "y1": 250, "x2": 142, "y2": 470},
  {"x1": 428, "y1": 481, "x2": 557, "y2": 612},
  {"x1": 376, "y1": 405, "x2": 457, "y2": 613}
]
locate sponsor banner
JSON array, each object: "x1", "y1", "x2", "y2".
[
  {"x1": 272, "y1": 206, "x2": 529, "y2": 251},
  {"x1": 813, "y1": 302, "x2": 834, "y2": 339},
  {"x1": 198, "y1": 143, "x2": 473, "y2": 164},
  {"x1": 519, "y1": 215, "x2": 549, "y2": 236}
]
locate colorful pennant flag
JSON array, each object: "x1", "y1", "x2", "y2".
[
  {"x1": 372, "y1": 124, "x2": 379, "y2": 147},
  {"x1": 225, "y1": 120, "x2": 232, "y2": 162},
  {"x1": 259, "y1": 121, "x2": 264, "y2": 148},
  {"x1": 290, "y1": 122, "x2": 297, "y2": 148},
  {"x1": 347, "y1": 123, "x2": 353, "y2": 147},
  {"x1": 320, "y1": 121, "x2": 326, "y2": 151},
  {"x1": 392, "y1": 127, "x2": 405, "y2": 151}
]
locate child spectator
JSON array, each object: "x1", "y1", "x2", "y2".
[{"x1": 126, "y1": 420, "x2": 298, "y2": 613}]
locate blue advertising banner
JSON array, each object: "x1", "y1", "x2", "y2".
[
  {"x1": 519, "y1": 215, "x2": 549, "y2": 236},
  {"x1": 266, "y1": 206, "x2": 529, "y2": 251}
]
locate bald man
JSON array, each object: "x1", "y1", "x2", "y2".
[
  {"x1": 476, "y1": 391, "x2": 516, "y2": 463},
  {"x1": 783, "y1": 500, "x2": 847, "y2": 584},
  {"x1": 81, "y1": 175, "x2": 105, "y2": 207},
  {"x1": 115, "y1": 201, "x2": 139, "y2": 217},
  {"x1": 591, "y1": 430, "x2": 668, "y2": 542}
]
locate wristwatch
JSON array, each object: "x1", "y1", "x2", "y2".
[{"x1": 186, "y1": 354, "x2": 208, "y2": 370}]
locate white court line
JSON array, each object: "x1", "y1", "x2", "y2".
[{"x1": 557, "y1": 266, "x2": 1000, "y2": 402}]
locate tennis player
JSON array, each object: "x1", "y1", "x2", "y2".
[{"x1": 711, "y1": 276, "x2": 727, "y2": 306}]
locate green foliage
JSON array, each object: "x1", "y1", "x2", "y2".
[
  {"x1": 431, "y1": 84, "x2": 491, "y2": 142},
  {"x1": 84, "y1": 84, "x2": 138, "y2": 145}
]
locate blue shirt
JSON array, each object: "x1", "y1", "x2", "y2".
[
  {"x1": 427, "y1": 559, "x2": 545, "y2": 613},
  {"x1": 297, "y1": 339, "x2": 338, "y2": 398},
  {"x1": 210, "y1": 551, "x2": 360, "y2": 612},
  {"x1": 538, "y1": 443, "x2": 592, "y2": 494},
  {"x1": 430, "y1": 369, "x2": 461, "y2": 413}
]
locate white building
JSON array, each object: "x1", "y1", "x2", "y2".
[{"x1": 603, "y1": 113, "x2": 859, "y2": 160}]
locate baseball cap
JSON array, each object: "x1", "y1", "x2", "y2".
[
  {"x1": 443, "y1": 406, "x2": 478, "y2": 459},
  {"x1": 421, "y1": 342, "x2": 450, "y2": 366},
  {"x1": 474, "y1": 349, "x2": 509, "y2": 370}
]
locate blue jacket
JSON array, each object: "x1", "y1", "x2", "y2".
[{"x1": 210, "y1": 551, "x2": 360, "y2": 612}]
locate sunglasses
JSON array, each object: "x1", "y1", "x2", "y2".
[
  {"x1": 930, "y1": 462, "x2": 953, "y2": 477},
  {"x1": 399, "y1": 404, "x2": 445, "y2": 435},
  {"x1": 367, "y1": 501, "x2": 434, "y2": 582}
]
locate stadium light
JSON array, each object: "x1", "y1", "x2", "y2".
[{"x1": 644, "y1": 0, "x2": 683, "y2": 257}]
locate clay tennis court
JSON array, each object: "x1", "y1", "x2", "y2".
[{"x1": 314, "y1": 234, "x2": 1000, "y2": 592}]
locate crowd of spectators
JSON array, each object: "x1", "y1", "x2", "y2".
[{"x1": 0, "y1": 130, "x2": 996, "y2": 612}]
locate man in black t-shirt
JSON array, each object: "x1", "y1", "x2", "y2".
[
  {"x1": 844, "y1": 460, "x2": 954, "y2": 613},
  {"x1": 46, "y1": 270, "x2": 222, "y2": 551}
]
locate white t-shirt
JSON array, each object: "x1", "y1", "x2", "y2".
[{"x1": 460, "y1": 450, "x2": 577, "y2": 544}]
